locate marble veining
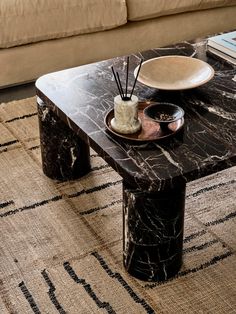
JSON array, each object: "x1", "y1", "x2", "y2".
[
  {"x1": 37, "y1": 99, "x2": 91, "y2": 180},
  {"x1": 123, "y1": 181, "x2": 185, "y2": 281},
  {"x1": 36, "y1": 37, "x2": 236, "y2": 281}
]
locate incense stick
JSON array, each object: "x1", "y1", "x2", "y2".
[
  {"x1": 111, "y1": 66, "x2": 122, "y2": 98},
  {"x1": 125, "y1": 56, "x2": 129, "y2": 98},
  {"x1": 130, "y1": 58, "x2": 143, "y2": 99},
  {"x1": 116, "y1": 71, "x2": 124, "y2": 99}
]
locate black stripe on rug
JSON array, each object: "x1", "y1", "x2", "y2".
[
  {"x1": 183, "y1": 230, "x2": 206, "y2": 243},
  {"x1": 0, "y1": 180, "x2": 121, "y2": 218},
  {"x1": 205, "y1": 209, "x2": 236, "y2": 226},
  {"x1": 186, "y1": 179, "x2": 235, "y2": 198},
  {"x1": 91, "y1": 251, "x2": 155, "y2": 314},
  {"x1": 63, "y1": 261, "x2": 116, "y2": 314},
  {"x1": 179, "y1": 251, "x2": 233, "y2": 276},
  {"x1": 0, "y1": 139, "x2": 19, "y2": 148},
  {"x1": 68, "y1": 180, "x2": 122, "y2": 199},
  {"x1": 19, "y1": 281, "x2": 41, "y2": 314},
  {"x1": 41, "y1": 270, "x2": 66, "y2": 314},
  {"x1": 80, "y1": 199, "x2": 122, "y2": 216},
  {"x1": 0, "y1": 200, "x2": 14, "y2": 209},
  {"x1": 5, "y1": 112, "x2": 37, "y2": 123},
  {"x1": 183, "y1": 239, "x2": 218, "y2": 254},
  {"x1": 0, "y1": 196, "x2": 62, "y2": 218},
  {"x1": 28, "y1": 145, "x2": 40, "y2": 151}
]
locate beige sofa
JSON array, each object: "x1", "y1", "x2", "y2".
[{"x1": 1, "y1": 0, "x2": 236, "y2": 88}]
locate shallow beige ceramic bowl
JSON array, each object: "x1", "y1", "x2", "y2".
[{"x1": 134, "y1": 55, "x2": 215, "y2": 90}]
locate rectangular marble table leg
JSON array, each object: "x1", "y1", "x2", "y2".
[
  {"x1": 37, "y1": 98, "x2": 91, "y2": 180},
  {"x1": 123, "y1": 181, "x2": 186, "y2": 282}
]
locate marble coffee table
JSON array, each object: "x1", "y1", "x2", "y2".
[{"x1": 36, "y1": 39, "x2": 236, "y2": 282}]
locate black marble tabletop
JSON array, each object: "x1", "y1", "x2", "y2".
[{"x1": 36, "y1": 39, "x2": 236, "y2": 192}]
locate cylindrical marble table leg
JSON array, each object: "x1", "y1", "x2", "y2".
[
  {"x1": 37, "y1": 98, "x2": 91, "y2": 180},
  {"x1": 123, "y1": 181, "x2": 186, "y2": 281}
]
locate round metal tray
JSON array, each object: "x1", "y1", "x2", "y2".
[{"x1": 104, "y1": 101, "x2": 184, "y2": 142}]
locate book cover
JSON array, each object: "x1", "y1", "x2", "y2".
[{"x1": 207, "y1": 31, "x2": 236, "y2": 58}]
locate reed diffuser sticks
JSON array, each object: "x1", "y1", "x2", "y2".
[{"x1": 112, "y1": 57, "x2": 143, "y2": 101}]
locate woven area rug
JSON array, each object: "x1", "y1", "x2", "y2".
[{"x1": 0, "y1": 97, "x2": 236, "y2": 314}]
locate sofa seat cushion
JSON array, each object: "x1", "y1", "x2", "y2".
[
  {"x1": 127, "y1": 0, "x2": 236, "y2": 21},
  {"x1": 0, "y1": 0, "x2": 127, "y2": 48}
]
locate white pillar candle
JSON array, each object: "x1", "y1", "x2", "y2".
[{"x1": 111, "y1": 95, "x2": 141, "y2": 134}]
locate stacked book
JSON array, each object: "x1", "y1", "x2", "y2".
[{"x1": 207, "y1": 31, "x2": 236, "y2": 65}]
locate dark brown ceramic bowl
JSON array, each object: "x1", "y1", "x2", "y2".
[{"x1": 144, "y1": 102, "x2": 185, "y2": 130}]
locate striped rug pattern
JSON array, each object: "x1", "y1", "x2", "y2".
[{"x1": 0, "y1": 97, "x2": 236, "y2": 313}]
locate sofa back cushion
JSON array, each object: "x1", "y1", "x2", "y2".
[
  {"x1": 127, "y1": 0, "x2": 236, "y2": 21},
  {"x1": 0, "y1": 0, "x2": 127, "y2": 48}
]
